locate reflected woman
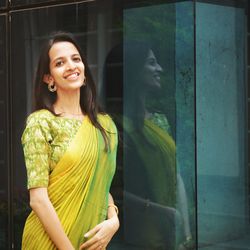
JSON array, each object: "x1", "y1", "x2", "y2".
[
  {"x1": 121, "y1": 41, "x2": 192, "y2": 250},
  {"x1": 21, "y1": 32, "x2": 119, "y2": 250}
]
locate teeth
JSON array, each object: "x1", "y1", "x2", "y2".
[{"x1": 66, "y1": 73, "x2": 78, "y2": 79}]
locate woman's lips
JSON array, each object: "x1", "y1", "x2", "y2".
[
  {"x1": 155, "y1": 75, "x2": 160, "y2": 81},
  {"x1": 64, "y1": 72, "x2": 79, "y2": 80}
]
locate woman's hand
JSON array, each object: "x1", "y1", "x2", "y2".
[{"x1": 79, "y1": 216, "x2": 119, "y2": 250}]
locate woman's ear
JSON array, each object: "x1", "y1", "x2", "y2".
[{"x1": 43, "y1": 74, "x2": 53, "y2": 84}]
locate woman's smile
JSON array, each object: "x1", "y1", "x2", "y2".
[
  {"x1": 154, "y1": 74, "x2": 161, "y2": 82},
  {"x1": 143, "y1": 49, "x2": 163, "y2": 89},
  {"x1": 64, "y1": 71, "x2": 80, "y2": 80}
]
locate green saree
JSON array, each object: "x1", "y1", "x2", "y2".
[
  {"x1": 21, "y1": 110, "x2": 118, "y2": 249},
  {"x1": 123, "y1": 115, "x2": 176, "y2": 249}
]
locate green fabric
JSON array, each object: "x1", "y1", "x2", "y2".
[
  {"x1": 123, "y1": 115, "x2": 176, "y2": 249},
  {"x1": 21, "y1": 109, "x2": 118, "y2": 249},
  {"x1": 22, "y1": 109, "x2": 82, "y2": 189},
  {"x1": 148, "y1": 112, "x2": 171, "y2": 135},
  {"x1": 123, "y1": 116, "x2": 176, "y2": 207}
]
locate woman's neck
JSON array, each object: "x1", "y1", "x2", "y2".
[{"x1": 53, "y1": 89, "x2": 82, "y2": 115}]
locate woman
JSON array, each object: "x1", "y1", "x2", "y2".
[
  {"x1": 21, "y1": 32, "x2": 119, "y2": 250},
  {"x1": 105, "y1": 41, "x2": 192, "y2": 249},
  {"x1": 123, "y1": 41, "x2": 192, "y2": 250}
]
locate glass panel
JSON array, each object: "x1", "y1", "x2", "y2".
[
  {"x1": 196, "y1": 1, "x2": 248, "y2": 249},
  {"x1": 0, "y1": 14, "x2": 8, "y2": 250},
  {"x1": 120, "y1": 1, "x2": 195, "y2": 249},
  {"x1": 11, "y1": 1, "x2": 195, "y2": 249}
]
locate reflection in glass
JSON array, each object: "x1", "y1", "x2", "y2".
[
  {"x1": 123, "y1": 42, "x2": 177, "y2": 250},
  {"x1": 122, "y1": 3, "x2": 195, "y2": 249}
]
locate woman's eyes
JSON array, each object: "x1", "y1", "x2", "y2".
[
  {"x1": 55, "y1": 57, "x2": 81, "y2": 67},
  {"x1": 73, "y1": 57, "x2": 81, "y2": 62},
  {"x1": 147, "y1": 59, "x2": 157, "y2": 66},
  {"x1": 55, "y1": 61, "x2": 64, "y2": 67}
]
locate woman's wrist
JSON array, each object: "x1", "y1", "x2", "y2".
[
  {"x1": 182, "y1": 235, "x2": 193, "y2": 249},
  {"x1": 107, "y1": 203, "x2": 120, "y2": 231},
  {"x1": 109, "y1": 214, "x2": 120, "y2": 232},
  {"x1": 107, "y1": 204, "x2": 119, "y2": 219}
]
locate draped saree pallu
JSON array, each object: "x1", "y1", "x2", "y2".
[
  {"x1": 123, "y1": 116, "x2": 177, "y2": 249},
  {"x1": 22, "y1": 115, "x2": 118, "y2": 249}
]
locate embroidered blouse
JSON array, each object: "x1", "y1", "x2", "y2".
[{"x1": 21, "y1": 109, "x2": 82, "y2": 189}]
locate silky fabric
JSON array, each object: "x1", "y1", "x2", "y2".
[{"x1": 22, "y1": 113, "x2": 117, "y2": 249}]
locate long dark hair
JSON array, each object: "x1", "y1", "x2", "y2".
[
  {"x1": 33, "y1": 31, "x2": 109, "y2": 149},
  {"x1": 124, "y1": 40, "x2": 151, "y2": 129}
]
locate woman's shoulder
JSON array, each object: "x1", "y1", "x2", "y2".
[
  {"x1": 26, "y1": 109, "x2": 54, "y2": 126},
  {"x1": 97, "y1": 113, "x2": 117, "y2": 133},
  {"x1": 27, "y1": 109, "x2": 54, "y2": 121},
  {"x1": 22, "y1": 109, "x2": 54, "y2": 144}
]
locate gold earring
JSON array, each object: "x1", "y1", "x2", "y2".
[
  {"x1": 48, "y1": 83, "x2": 57, "y2": 92},
  {"x1": 83, "y1": 76, "x2": 86, "y2": 86}
]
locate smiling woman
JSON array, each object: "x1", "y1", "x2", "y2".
[
  {"x1": 21, "y1": 32, "x2": 119, "y2": 250},
  {"x1": 43, "y1": 41, "x2": 85, "y2": 96},
  {"x1": 142, "y1": 49, "x2": 163, "y2": 90}
]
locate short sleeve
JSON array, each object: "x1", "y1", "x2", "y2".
[{"x1": 21, "y1": 110, "x2": 52, "y2": 189}]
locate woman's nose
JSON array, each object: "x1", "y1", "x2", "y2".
[
  {"x1": 156, "y1": 63, "x2": 163, "y2": 72},
  {"x1": 66, "y1": 59, "x2": 76, "y2": 70}
]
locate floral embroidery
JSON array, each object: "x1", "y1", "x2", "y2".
[{"x1": 22, "y1": 109, "x2": 82, "y2": 189}]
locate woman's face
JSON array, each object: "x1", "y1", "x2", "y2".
[
  {"x1": 44, "y1": 41, "x2": 85, "y2": 93},
  {"x1": 141, "y1": 49, "x2": 163, "y2": 89}
]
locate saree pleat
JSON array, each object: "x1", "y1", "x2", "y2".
[{"x1": 22, "y1": 115, "x2": 117, "y2": 249}]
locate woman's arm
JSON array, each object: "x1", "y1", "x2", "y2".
[
  {"x1": 29, "y1": 187, "x2": 74, "y2": 250},
  {"x1": 124, "y1": 190, "x2": 177, "y2": 217},
  {"x1": 79, "y1": 193, "x2": 119, "y2": 250}
]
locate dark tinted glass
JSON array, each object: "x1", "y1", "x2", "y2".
[
  {"x1": 197, "y1": 1, "x2": 248, "y2": 249},
  {"x1": 122, "y1": 2, "x2": 195, "y2": 249},
  {"x1": 0, "y1": 14, "x2": 8, "y2": 249},
  {"x1": 0, "y1": 1, "x2": 6, "y2": 8}
]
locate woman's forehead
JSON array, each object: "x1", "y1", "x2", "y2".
[{"x1": 49, "y1": 41, "x2": 80, "y2": 59}]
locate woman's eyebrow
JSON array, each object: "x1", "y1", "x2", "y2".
[
  {"x1": 51, "y1": 56, "x2": 64, "y2": 64},
  {"x1": 52, "y1": 54, "x2": 80, "y2": 63}
]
